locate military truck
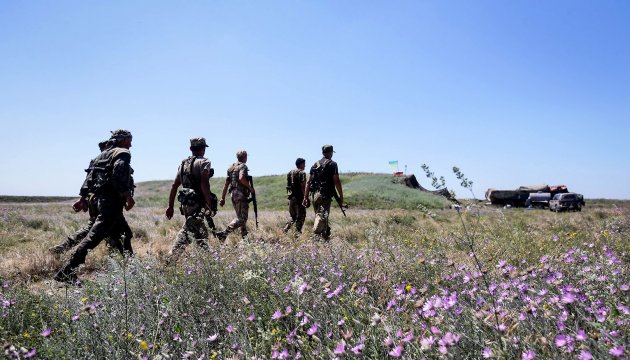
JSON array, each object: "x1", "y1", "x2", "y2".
[{"x1": 486, "y1": 184, "x2": 568, "y2": 207}]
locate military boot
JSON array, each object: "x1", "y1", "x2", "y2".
[{"x1": 48, "y1": 238, "x2": 77, "y2": 254}]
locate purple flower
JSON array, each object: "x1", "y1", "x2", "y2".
[
  {"x1": 482, "y1": 347, "x2": 492, "y2": 358},
  {"x1": 24, "y1": 349, "x2": 36, "y2": 359},
  {"x1": 350, "y1": 343, "x2": 365, "y2": 354},
  {"x1": 173, "y1": 333, "x2": 182, "y2": 342},
  {"x1": 306, "y1": 323, "x2": 319, "y2": 336},
  {"x1": 248, "y1": 313, "x2": 256, "y2": 321},
  {"x1": 71, "y1": 313, "x2": 80, "y2": 321},
  {"x1": 578, "y1": 350, "x2": 592, "y2": 360},
  {"x1": 576, "y1": 329, "x2": 588, "y2": 341},
  {"x1": 522, "y1": 349, "x2": 535, "y2": 360},
  {"x1": 609, "y1": 346, "x2": 625, "y2": 357},
  {"x1": 389, "y1": 344, "x2": 404, "y2": 357},
  {"x1": 298, "y1": 282, "x2": 308, "y2": 295},
  {"x1": 384, "y1": 336, "x2": 394, "y2": 347},
  {"x1": 327, "y1": 284, "x2": 344, "y2": 299},
  {"x1": 271, "y1": 309, "x2": 283, "y2": 320},
  {"x1": 497, "y1": 259, "x2": 507, "y2": 268},
  {"x1": 333, "y1": 340, "x2": 346, "y2": 355},
  {"x1": 40, "y1": 328, "x2": 52, "y2": 337},
  {"x1": 561, "y1": 292, "x2": 576, "y2": 304},
  {"x1": 207, "y1": 334, "x2": 218, "y2": 342},
  {"x1": 420, "y1": 336, "x2": 435, "y2": 350},
  {"x1": 555, "y1": 335, "x2": 567, "y2": 347},
  {"x1": 226, "y1": 324, "x2": 234, "y2": 333}
]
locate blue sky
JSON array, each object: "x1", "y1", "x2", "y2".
[{"x1": 1, "y1": 1, "x2": 628, "y2": 199}]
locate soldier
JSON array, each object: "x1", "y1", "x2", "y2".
[
  {"x1": 48, "y1": 140, "x2": 111, "y2": 254},
  {"x1": 49, "y1": 139, "x2": 134, "y2": 256},
  {"x1": 303, "y1": 145, "x2": 343, "y2": 241},
  {"x1": 165, "y1": 137, "x2": 215, "y2": 263},
  {"x1": 53, "y1": 129, "x2": 135, "y2": 284},
  {"x1": 217, "y1": 150, "x2": 254, "y2": 240},
  {"x1": 282, "y1": 158, "x2": 307, "y2": 235}
]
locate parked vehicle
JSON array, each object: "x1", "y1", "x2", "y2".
[
  {"x1": 525, "y1": 192, "x2": 551, "y2": 209},
  {"x1": 549, "y1": 193, "x2": 585, "y2": 212},
  {"x1": 486, "y1": 184, "x2": 568, "y2": 207}
]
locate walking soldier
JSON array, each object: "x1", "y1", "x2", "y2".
[
  {"x1": 282, "y1": 157, "x2": 307, "y2": 234},
  {"x1": 217, "y1": 150, "x2": 254, "y2": 239},
  {"x1": 165, "y1": 137, "x2": 216, "y2": 263}
]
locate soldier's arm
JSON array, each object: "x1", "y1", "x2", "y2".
[
  {"x1": 239, "y1": 171, "x2": 254, "y2": 193},
  {"x1": 166, "y1": 175, "x2": 182, "y2": 219},
  {"x1": 200, "y1": 170, "x2": 212, "y2": 209},
  {"x1": 333, "y1": 174, "x2": 343, "y2": 205},
  {"x1": 220, "y1": 178, "x2": 229, "y2": 207},
  {"x1": 111, "y1": 154, "x2": 135, "y2": 210},
  {"x1": 303, "y1": 175, "x2": 312, "y2": 207},
  {"x1": 300, "y1": 173, "x2": 307, "y2": 195}
]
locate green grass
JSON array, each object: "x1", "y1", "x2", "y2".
[{"x1": 132, "y1": 173, "x2": 451, "y2": 210}]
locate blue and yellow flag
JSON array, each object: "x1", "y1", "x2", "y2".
[{"x1": 388, "y1": 160, "x2": 399, "y2": 167}]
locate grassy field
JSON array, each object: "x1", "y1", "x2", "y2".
[
  {"x1": 133, "y1": 173, "x2": 451, "y2": 210},
  {"x1": 0, "y1": 180, "x2": 628, "y2": 359}
]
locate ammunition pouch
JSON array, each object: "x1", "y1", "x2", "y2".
[{"x1": 178, "y1": 188, "x2": 201, "y2": 217}]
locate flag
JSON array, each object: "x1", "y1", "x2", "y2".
[{"x1": 388, "y1": 160, "x2": 399, "y2": 167}]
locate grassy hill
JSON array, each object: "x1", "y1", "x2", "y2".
[{"x1": 134, "y1": 173, "x2": 452, "y2": 210}]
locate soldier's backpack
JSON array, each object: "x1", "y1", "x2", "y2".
[
  {"x1": 286, "y1": 170, "x2": 303, "y2": 199},
  {"x1": 87, "y1": 147, "x2": 131, "y2": 194},
  {"x1": 177, "y1": 156, "x2": 214, "y2": 216},
  {"x1": 309, "y1": 159, "x2": 333, "y2": 195}
]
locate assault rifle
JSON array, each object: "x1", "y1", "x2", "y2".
[
  {"x1": 247, "y1": 175, "x2": 259, "y2": 229},
  {"x1": 333, "y1": 190, "x2": 347, "y2": 217}
]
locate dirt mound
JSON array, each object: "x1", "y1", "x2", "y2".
[{"x1": 392, "y1": 174, "x2": 457, "y2": 202}]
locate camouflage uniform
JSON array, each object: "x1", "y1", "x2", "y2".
[
  {"x1": 169, "y1": 155, "x2": 212, "y2": 261},
  {"x1": 54, "y1": 131, "x2": 134, "y2": 283},
  {"x1": 50, "y1": 142, "x2": 134, "y2": 255},
  {"x1": 309, "y1": 157, "x2": 339, "y2": 240},
  {"x1": 283, "y1": 168, "x2": 306, "y2": 233},
  {"x1": 225, "y1": 162, "x2": 250, "y2": 237}
]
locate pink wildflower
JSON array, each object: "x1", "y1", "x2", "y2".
[
  {"x1": 389, "y1": 344, "x2": 404, "y2": 357},
  {"x1": 609, "y1": 346, "x2": 625, "y2": 357},
  {"x1": 306, "y1": 323, "x2": 319, "y2": 336},
  {"x1": 272, "y1": 309, "x2": 283, "y2": 320},
  {"x1": 40, "y1": 328, "x2": 51, "y2": 337},
  {"x1": 333, "y1": 340, "x2": 346, "y2": 355},
  {"x1": 482, "y1": 347, "x2": 492, "y2": 358},
  {"x1": 522, "y1": 349, "x2": 535, "y2": 359},
  {"x1": 578, "y1": 350, "x2": 592, "y2": 360}
]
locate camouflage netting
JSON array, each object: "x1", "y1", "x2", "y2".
[{"x1": 392, "y1": 174, "x2": 457, "y2": 202}]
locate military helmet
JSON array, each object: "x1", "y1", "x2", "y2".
[
  {"x1": 322, "y1": 144, "x2": 335, "y2": 153},
  {"x1": 110, "y1": 129, "x2": 133, "y2": 141},
  {"x1": 190, "y1": 137, "x2": 209, "y2": 148}
]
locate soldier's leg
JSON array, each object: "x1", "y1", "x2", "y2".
[
  {"x1": 169, "y1": 216, "x2": 195, "y2": 263},
  {"x1": 295, "y1": 199, "x2": 306, "y2": 233},
  {"x1": 54, "y1": 214, "x2": 114, "y2": 282},
  {"x1": 236, "y1": 199, "x2": 249, "y2": 237},
  {"x1": 282, "y1": 199, "x2": 298, "y2": 233},
  {"x1": 118, "y1": 216, "x2": 134, "y2": 256},
  {"x1": 49, "y1": 217, "x2": 95, "y2": 254},
  {"x1": 192, "y1": 215, "x2": 210, "y2": 250}
]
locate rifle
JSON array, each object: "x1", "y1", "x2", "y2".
[
  {"x1": 247, "y1": 175, "x2": 259, "y2": 229},
  {"x1": 332, "y1": 190, "x2": 347, "y2": 217}
]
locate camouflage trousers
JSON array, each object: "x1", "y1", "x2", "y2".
[
  {"x1": 169, "y1": 212, "x2": 210, "y2": 262},
  {"x1": 283, "y1": 197, "x2": 306, "y2": 233},
  {"x1": 55, "y1": 195, "x2": 132, "y2": 280},
  {"x1": 226, "y1": 191, "x2": 249, "y2": 236},
  {"x1": 51, "y1": 204, "x2": 133, "y2": 255},
  {"x1": 312, "y1": 192, "x2": 332, "y2": 239}
]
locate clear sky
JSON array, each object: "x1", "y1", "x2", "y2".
[{"x1": 1, "y1": 1, "x2": 629, "y2": 199}]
